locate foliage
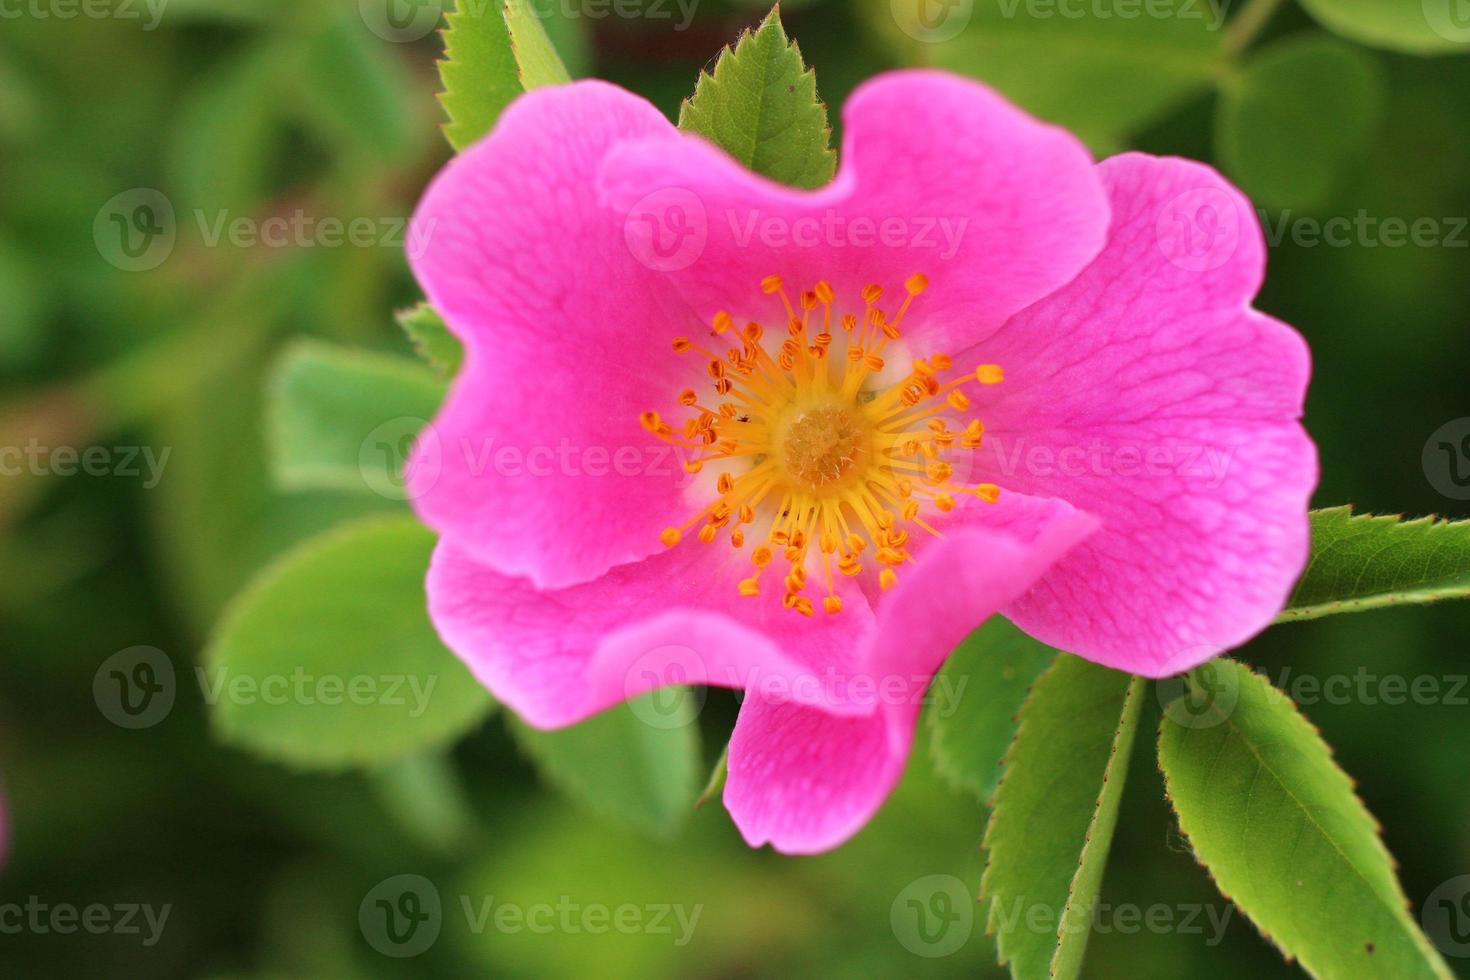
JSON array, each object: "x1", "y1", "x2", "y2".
[{"x1": 4, "y1": 0, "x2": 1470, "y2": 976}]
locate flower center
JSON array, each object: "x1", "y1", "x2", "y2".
[
  {"x1": 640, "y1": 274, "x2": 1004, "y2": 617},
  {"x1": 779, "y1": 404, "x2": 869, "y2": 492}
]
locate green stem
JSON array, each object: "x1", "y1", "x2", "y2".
[{"x1": 1222, "y1": 0, "x2": 1285, "y2": 59}]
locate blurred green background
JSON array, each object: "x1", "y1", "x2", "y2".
[{"x1": 2, "y1": 0, "x2": 1469, "y2": 976}]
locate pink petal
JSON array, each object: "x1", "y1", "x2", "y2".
[
  {"x1": 598, "y1": 69, "x2": 1109, "y2": 355},
  {"x1": 872, "y1": 492, "x2": 1100, "y2": 679},
  {"x1": 407, "y1": 81, "x2": 697, "y2": 590},
  {"x1": 426, "y1": 538, "x2": 877, "y2": 729},
  {"x1": 724, "y1": 492, "x2": 1097, "y2": 853},
  {"x1": 725, "y1": 695, "x2": 911, "y2": 856},
  {"x1": 965, "y1": 153, "x2": 1317, "y2": 677}
]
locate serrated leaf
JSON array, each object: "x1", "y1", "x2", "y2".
[
  {"x1": 397, "y1": 302, "x2": 464, "y2": 380},
  {"x1": 267, "y1": 339, "x2": 445, "y2": 494},
  {"x1": 204, "y1": 517, "x2": 496, "y2": 771},
  {"x1": 438, "y1": 0, "x2": 523, "y2": 152},
  {"x1": 1217, "y1": 35, "x2": 1383, "y2": 210},
  {"x1": 1279, "y1": 507, "x2": 1470, "y2": 622},
  {"x1": 1298, "y1": 0, "x2": 1470, "y2": 56},
  {"x1": 677, "y1": 7, "x2": 836, "y2": 189},
  {"x1": 1159, "y1": 659, "x2": 1451, "y2": 978},
  {"x1": 980, "y1": 657, "x2": 1146, "y2": 980},
  {"x1": 926, "y1": 618, "x2": 1056, "y2": 804},
  {"x1": 918, "y1": 0, "x2": 1223, "y2": 155},
  {"x1": 509, "y1": 696, "x2": 701, "y2": 836},
  {"x1": 505, "y1": 0, "x2": 572, "y2": 89},
  {"x1": 438, "y1": 0, "x2": 572, "y2": 150}
]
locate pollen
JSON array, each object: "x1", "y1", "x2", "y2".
[
  {"x1": 640, "y1": 274, "x2": 1002, "y2": 615},
  {"x1": 781, "y1": 406, "x2": 868, "y2": 491}
]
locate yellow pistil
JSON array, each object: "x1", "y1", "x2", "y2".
[{"x1": 644, "y1": 274, "x2": 1002, "y2": 615}]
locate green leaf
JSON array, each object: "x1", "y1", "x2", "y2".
[
  {"x1": 0, "y1": 232, "x2": 44, "y2": 367},
  {"x1": 143, "y1": 275, "x2": 396, "y2": 631},
  {"x1": 926, "y1": 618, "x2": 1056, "y2": 804},
  {"x1": 980, "y1": 657, "x2": 1146, "y2": 980},
  {"x1": 396, "y1": 302, "x2": 464, "y2": 380},
  {"x1": 505, "y1": 0, "x2": 573, "y2": 89},
  {"x1": 204, "y1": 517, "x2": 495, "y2": 771},
  {"x1": 509, "y1": 695, "x2": 701, "y2": 835},
  {"x1": 1158, "y1": 659, "x2": 1452, "y2": 978},
  {"x1": 167, "y1": 40, "x2": 293, "y2": 212},
  {"x1": 1299, "y1": 0, "x2": 1470, "y2": 56},
  {"x1": 368, "y1": 752, "x2": 476, "y2": 856},
  {"x1": 1218, "y1": 36, "x2": 1383, "y2": 209},
  {"x1": 267, "y1": 339, "x2": 445, "y2": 495},
  {"x1": 534, "y1": 0, "x2": 593, "y2": 78},
  {"x1": 677, "y1": 7, "x2": 836, "y2": 189},
  {"x1": 921, "y1": 0, "x2": 1223, "y2": 155},
  {"x1": 438, "y1": 0, "x2": 573, "y2": 151},
  {"x1": 0, "y1": 49, "x2": 39, "y2": 143},
  {"x1": 696, "y1": 742, "x2": 729, "y2": 809},
  {"x1": 163, "y1": 0, "x2": 319, "y2": 24},
  {"x1": 149, "y1": 367, "x2": 395, "y2": 630},
  {"x1": 1279, "y1": 507, "x2": 1470, "y2": 622},
  {"x1": 438, "y1": 0, "x2": 523, "y2": 152},
  {"x1": 297, "y1": 13, "x2": 415, "y2": 166}
]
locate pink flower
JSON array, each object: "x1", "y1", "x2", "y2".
[{"x1": 407, "y1": 71, "x2": 1316, "y2": 853}]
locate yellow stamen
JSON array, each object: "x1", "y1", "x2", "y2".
[{"x1": 643, "y1": 274, "x2": 1001, "y2": 615}]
